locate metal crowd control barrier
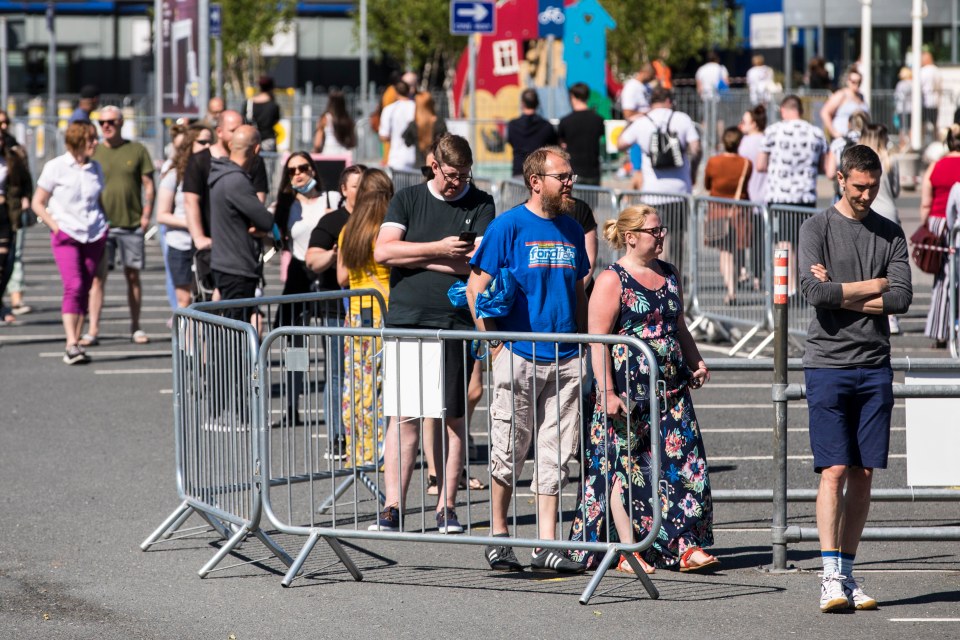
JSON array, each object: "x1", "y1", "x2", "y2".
[
  {"x1": 688, "y1": 196, "x2": 771, "y2": 356},
  {"x1": 141, "y1": 289, "x2": 387, "y2": 577},
  {"x1": 140, "y1": 307, "x2": 294, "y2": 577},
  {"x1": 257, "y1": 327, "x2": 663, "y2": 604},
  {"x1": 497, "y1": 178, "x2": 528, "y2": 215},
  {"x1": 697, "y1": 260, "x2": 960, "y2": 570},
  {"x1": 618, "y1": 191, "x2": 693, "y2": 288},
  {"x1": 472, "y1": 176, "x2": 500, "y2": 211},
  {"x1": 388, "y1": 168, "x2": 423, "y2": 192}
]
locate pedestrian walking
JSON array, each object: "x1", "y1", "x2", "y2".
[{"x1": 31, "y1": 122, "x2": 108, "y2": 364}]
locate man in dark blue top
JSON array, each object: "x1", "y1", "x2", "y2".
[{"x1": 467, "y1": 146, "x2": 589, "y2": 574}]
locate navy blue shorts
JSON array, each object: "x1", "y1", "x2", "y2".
[{"x1": 805, "y1": 366, "x2": 894, "y2": 472}]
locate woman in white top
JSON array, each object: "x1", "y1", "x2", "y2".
[
  {"x1": 32, "y1": 122, "x2": 107, "y2": 364},
  {"x1": 820, "y1": 68, "x2": 869, "y2": 140},
  {"x1": 156, "y1": 124, "x2": 213, "y2": 309},
  {"x1": 312, "y1": 90, "x2": 357, "y2": 155}
]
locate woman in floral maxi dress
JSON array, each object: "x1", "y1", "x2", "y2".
[
  {"x1": 336, "y1": 169, "x2": 394, "y2": 466},
  {"x1": 569, "y1": 205, "x2": 718, "y2": 573}
]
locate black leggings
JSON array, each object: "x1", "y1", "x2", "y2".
[{"x1": 0, "y1": 207, "x2": 14, "y2": 303}]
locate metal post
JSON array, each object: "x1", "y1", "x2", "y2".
[
  {"x1": 910, "y1": 0, "x2": 923, "y2": 150},
  {"x1": 468, "y1": 34, "x2": 478, "y2": 156},
  {"x1": 818, "y1": 0, "x2": 825, "y2": 58},
  {"x1": 198, "y1": 0, "x2": 209, "y2": 116},
  {"x1": 771, "y1": 248, "x2": 789, "y2": 570},
  {"x1": 46, "y1": 1, "x2": 56, "y2": 122},
  {"x1": 360, "y1": 0, "x2": 368, "y2": 117},
  {"x1": 860, "y1": 0, "x2": 872, "y2": 105},
  {"x1": 214, "y1": 37, "x2": 222, "y2": 99},
  {"x1": 154, "y1": 0, "x2": 163, "y2": 160},
  {"x1": 784, "y1": 29, "x2": 793, "y2": 93},
  {"x1": 0, "y1": 17, "x2": 8, "y2": 112}
]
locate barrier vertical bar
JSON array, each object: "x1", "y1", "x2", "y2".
[{"x1": 771, "y1": 248, "x2": 790, "y2": 570}]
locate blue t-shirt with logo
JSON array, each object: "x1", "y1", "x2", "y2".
[{"x1": 470, "y1": 204, "x2": 589, "y2": 361}]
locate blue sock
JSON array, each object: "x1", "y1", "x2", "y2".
[
  {"x1": 821, "y1": 549, "x2": 840, "y2": 575},
  {"x1": 839, "y1": 552, "x2": 855, "y2": 579}
]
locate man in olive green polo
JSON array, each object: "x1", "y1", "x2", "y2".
[{"x1": 84, "y1": 105, "x2": 155, "y2": 345}]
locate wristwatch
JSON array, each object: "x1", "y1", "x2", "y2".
[{"x1": 488, "y1": 340, "x2": 503, "y2": 348}]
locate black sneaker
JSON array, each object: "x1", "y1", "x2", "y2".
[
  {"x1": 63, "y1": 345, "x2": 88, "y2": 365},
  {"x1": 530, "y1": 548, "x2": 587, "y2": 574},
  {"x1": 324, "y1": 435, "x2": 347, "y2": 460},
  {"x1": 436, "y1": 507, "x2": 463, "y2": 534},
  {"x1": 367, "y1": 504, "x2": 400, "y2": 532},
  {"x1": 485, "y1": 535, "x2": 523, "y2": 572}
]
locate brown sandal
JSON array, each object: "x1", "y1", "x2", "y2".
[
  {"x1": 616, "y1": 551, "x2": 656, "y2": 575},
  {"x1": 679, "y1": 547, "x2": 720, "y2": 573}
]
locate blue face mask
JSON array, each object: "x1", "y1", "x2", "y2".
[{"x1": 292, "y1": 178, "x2": 317, "y2": 195}]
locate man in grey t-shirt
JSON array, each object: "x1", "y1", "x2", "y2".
[{"x1": 798, "y1": 145, "x2": 912, "y2": 613}]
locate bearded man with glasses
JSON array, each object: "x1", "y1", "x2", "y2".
[{"x1": 467, "y1": 146, "x2": 590, "y2": 574}]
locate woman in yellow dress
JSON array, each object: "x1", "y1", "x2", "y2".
[{"x1": 336, "y1": 169, "x2": 394, "y2": 465}]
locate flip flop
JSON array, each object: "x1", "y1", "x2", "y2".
[
  {"x1": 79, "y1": 333, "x2": 99, "y2": 347},
  {"x1": 679, "y1": 547, "x2": 720, "y2": 573},
  {"x1": 131, "y1": 330, "x2": 150, "y2": 344},
  {"x1": 616, "y1": 552, "x2": 656, "y2": 575}
]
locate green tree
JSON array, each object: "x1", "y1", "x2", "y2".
[
  {"x1": 218, "y1": 0, "x2": 297, "y2": 94},
  {"x1": 359, "y1": 0, "x2": 467, "y2": 89},
  {"x1": 606, "y1": 0, "x2": 726, "y2": 74}
]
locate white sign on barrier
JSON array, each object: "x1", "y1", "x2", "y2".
[
  {"x1": 383, "y1": 339, "x2": 443, "y2": 418},
  {"x1": 905, "y1": 373, "x2": 960, "y2": 486}
]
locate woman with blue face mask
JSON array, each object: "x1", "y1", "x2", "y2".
[{"x1": 270, "y1": 151, "x2": 340, "y2": 428}]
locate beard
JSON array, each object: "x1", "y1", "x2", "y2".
[{"x1": 541, "y1": 190, "x2": 574, "y2": 215}]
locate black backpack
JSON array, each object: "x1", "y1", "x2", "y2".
[{"x1": 646, "y1": 111, "x2": 684, "y2": 169}]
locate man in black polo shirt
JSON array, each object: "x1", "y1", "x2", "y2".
[
  {"x1": 183, "y1": 110, "x2": 269, "y2": 299},
  {"x1": 557, "y1": 83, "x2": 606, "y2": 186},
  {"x1": 369, "y1": 134, "x2": 495, "y2": 535}
]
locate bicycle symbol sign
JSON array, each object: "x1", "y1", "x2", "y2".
[
  {"x1": 538, "y1": 7, "x2": 565, "y2": 25},
  {"x1": 537, "y1": 2, "x2": 564, "y2": 37}
]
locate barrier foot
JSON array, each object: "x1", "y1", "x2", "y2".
[
  {"x1": 141, "y1": 501, "x2": 192, "y2": 550},
  {"x1": 323, "y1": 535, "x2": 363, "y2": 582},
  {"x1": 687, "y1": 315, "x2": 706, "y2": 333},
  {"x1": 729, "y1": 324, "x2": 762, "y2": 357},
  {"x1": 747, "y1": 331, "x2": 776, "y2": 359},
  {"x1": 281, "y1": 532, "x2": 321, "y2": 587},
  {"x1": 198, "y1": 525, "x2": 250, "y2": 578},
  {"x1": 252, "y1": 529, "x2": 295, "y2": 569},
  {"x1": 317, "y1": 474, "x2": 360, "y2": 515},
  {"x1": 162, "y1": 504, "x2": 198, "y2": 540}
]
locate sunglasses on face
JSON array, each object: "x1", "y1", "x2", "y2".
[
  {"x1": 287, "y1": 163, "x2": 312, "y2": 177},
  {"x1": 635, "y1": 226, "x2": 668, "y2": 239},
  {"x1": 195, "y1": 138, "x2": 212, "y2": 146},
  {"x1": 0, "y1": 120, "x2": 8, "y2": 126},
  {"x1": 99, "y1": 119, "x2": 119, "y2": 127}
]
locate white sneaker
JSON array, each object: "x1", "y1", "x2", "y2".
[
  {"x1": 888, "y1": 316, "x2": 901, "y2": 335},
  {"x1": 820, "y1": 573, "x2": 852, "y2": 612},
  {"x1": 843, "y1": 576, "x2": 878, "y2": 610}
]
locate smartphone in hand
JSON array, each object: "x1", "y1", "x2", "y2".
[{"x1": 458, "y1": 231, "x2": 478, "y2": 243}]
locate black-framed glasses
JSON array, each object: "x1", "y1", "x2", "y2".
[
  {"x1": 286, "y1": 163, "x2": 312, "y2": 177},
  {"x1": 99, "y1": 119, "x2": 119, "y2": 127},
  {"x1": 0, "y1": 120, "x2": 8, "y2": 126},
  {"x1": 195, "y1": 138, "x2": 212, "y2": 146},
  {"x1": 437, "y1": 167, "x2": 472, "y2": 184},
  {"x1": 538, "y1": 172, "x2": 578, "y2": 184},
  {"x1": 635, "y1": 226, "x2": 668, "y2": 239}
]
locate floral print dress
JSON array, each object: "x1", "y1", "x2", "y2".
[{"x1": 569, "y1": 261, "x2": 713, "y2": 569}]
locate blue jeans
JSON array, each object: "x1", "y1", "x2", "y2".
[{"x1": 322, "y1": 313, "x2": 345, "y2": 438}]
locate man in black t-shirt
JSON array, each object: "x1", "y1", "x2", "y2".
[
  {"x1": 557, "y1": 83, "x2": 606, "y2": 186},
  {"x1": 506, "y1": 89, "x2": 558, "y2": 178},
  {"x1": 369, "y1": 134, "x2": 495, "y2": 535},
  {"x1": 183, "y1": 110, "x2": 269, "y2": 298}
]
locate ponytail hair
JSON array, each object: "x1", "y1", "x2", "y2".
[{"x1": 603, "y1": 205, "x2": 658, "y2": 251}]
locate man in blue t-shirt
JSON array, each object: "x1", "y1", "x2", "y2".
[{"x1": 467, "y1": 146, "x2": 589, "y2": 574}]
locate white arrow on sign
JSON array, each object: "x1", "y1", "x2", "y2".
[{"x1": 456, "y1": 3, "x2": 489, "y2": 22}]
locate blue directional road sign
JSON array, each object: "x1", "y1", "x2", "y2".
[
  {"x1": 450, "y1": 1, "x2": 496, "y2": 35},
  {"x1": 210, "y1": 3, "x2": 222, "y2": 38}
]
